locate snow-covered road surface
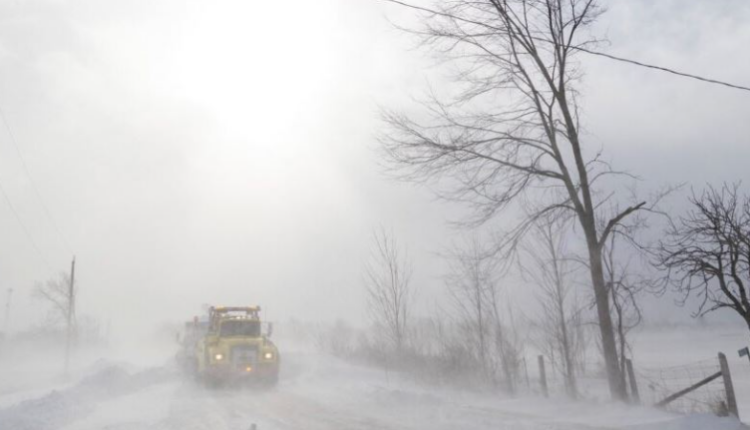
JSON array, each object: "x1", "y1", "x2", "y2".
[{"x1": 0, "y1": 350, "x2": 745, "y2": 430}]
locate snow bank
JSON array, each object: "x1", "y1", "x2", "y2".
[{"x1": 0, "y1": 363, "x2": 174, "y2": 430}]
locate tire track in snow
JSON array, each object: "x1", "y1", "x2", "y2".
[{"x1": 124, "y1": 381, "x2": 411, "y2": 430}]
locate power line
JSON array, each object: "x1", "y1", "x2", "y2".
[
  {"x1": 0, "y1": 105, "x2": 73, "y2": 255},
  {"x1": 574, "y1": 47, "x2": 750, "y2": 93},
  {"x1": 382, "y1": 0, "x2": 750, "y2": 94},
  {"x1": 0, "y1": 178, "x2": 53, "y2": 272}
]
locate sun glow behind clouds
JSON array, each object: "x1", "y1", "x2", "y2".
[
  {"x1": 1, "y1": 0, "x2": 434, "y2": 331},
  {"x1": 59, "y1": 0, "x2": 374, "y2": 327},
  {"x1": 156, "y1": 1, "x2": 375, "y2": 323},
  {"x1": 88, "y1": 0, "x2": 349, "y2": 221},
  {"x1": 167, "y1": 1, "x2": 340, "y2": 138},
  {"x1": 173, "y1": 0, "x2": 361, "y2": 227}
]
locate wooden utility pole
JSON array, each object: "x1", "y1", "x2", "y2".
[{"x1": 64, "y1": 257, "x2": 76, "y2": 376}]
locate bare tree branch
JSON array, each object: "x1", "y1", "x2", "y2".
[{"x1": 656, "y1": 183, "x2": 750, "y2": 330}]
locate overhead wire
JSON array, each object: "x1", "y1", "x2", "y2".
[
  {"x1": 572, "y1": 46, "x2": 750, "y2": 93},
  {"x1": 0, "y1": 104, "x2": 73, "y2": 256},
  {"x1": 0, "y1": 178, "x2": 53, "y2": 272},
  {"x1": 382, "y1": 0, "x2": 750, "y2": 94}
]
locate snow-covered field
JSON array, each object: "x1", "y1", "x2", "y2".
[{"x1": 1, "y1": 326, "x2": 748, "y2": 430}]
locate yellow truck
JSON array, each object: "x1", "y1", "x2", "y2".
[{"x1": 182, "y1": 306, "x2": 280, "y2": 386}]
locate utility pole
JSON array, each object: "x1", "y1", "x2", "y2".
[
  {"x1": 3, "y1": 288, "x2": 12, "y2": 335},
  {"x1": 64, "y1": 257, "x2": 76, "y2": 376}
]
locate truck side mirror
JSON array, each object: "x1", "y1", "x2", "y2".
[{"x1": 267, "y1": 322, "x2": 273, "y2": 338}]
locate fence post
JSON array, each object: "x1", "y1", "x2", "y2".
[
  {"x1": 625, "y1": 358, "x2": 640, "y2": 404},
  {"x1": 718, "y1": 352, "x2": 739, "y2": 418},
  {"x1": 538, "y1": 355, "x2": 548, "y2": 398},
  {"x1": 523, "y1": 357, "x2": 530, "y2": 388}
]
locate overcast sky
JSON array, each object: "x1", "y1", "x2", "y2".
[{"x1": 0, "y1": 0, "x2": 749, "y2": 338}]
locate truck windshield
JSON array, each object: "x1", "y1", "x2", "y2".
[{"x1": 219, "y1": 320, "x2": 261, "y2": 337}]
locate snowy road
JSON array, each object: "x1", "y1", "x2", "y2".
[{"x1": 0, "y1": 350, "x2": 744, "y2": 430}]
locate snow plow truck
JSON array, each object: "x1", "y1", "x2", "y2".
[{"x1": 179, "y1": 306, "x2": 280, "y2": 386}]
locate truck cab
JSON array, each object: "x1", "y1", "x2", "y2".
[{"x1": 193, "y1": 306, "x2": 280, "y2": 386}]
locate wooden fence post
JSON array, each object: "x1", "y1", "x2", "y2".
[
  {"x1": 718, "y1": 352, "x2": 739, "y2": 418},
  {"x1": 538, "y1": 355, "x2": 548, "y2": 398},
  {"x1": 523, "y1": 357, "x2": 530, "y2": 388},
  {"x1": 625, "y1": 358, "x2": 640, "y2": 404}
]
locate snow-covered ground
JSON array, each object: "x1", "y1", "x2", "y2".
[{"x1": 0, "y1": 326, "x2": 748, "y2": 430}]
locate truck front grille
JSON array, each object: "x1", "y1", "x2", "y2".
[{"x1": 231, "y1": 345, "x2": 258, "y2": 367}]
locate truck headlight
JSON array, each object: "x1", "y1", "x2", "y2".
[
  {"x1": 214, "y1": 353, "x2": 223, "y2": 361},
  {"x1": 264, "y1": 352, "x2": 274, "y2": 360}
]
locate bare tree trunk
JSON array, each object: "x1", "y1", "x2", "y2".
[
  {"x1": 589, "y1": 246, "x2": 625, "y2": 398},
  {"x1": 64, "y1": 257, "x2": 76, "y2": 376},
  {"x1": 475, "y1": 283, "x2": 488, "y2": 378},
  {"x1": 557, "y1": 294, "x2": 576, "y2": 398},
  {"x1": 496, "y1": 323, "x2": 515, "y2": 394}
]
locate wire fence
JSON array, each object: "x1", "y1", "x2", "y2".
[
  {"x1": 637, "y1": 359, "x2": 726, "y2": 415},
  {"x1": 518, "y1": 353, "x2": 734, "y2": 417},
  {"x1": 517, "y1": 356, "x2": 610, "y2": 398}
]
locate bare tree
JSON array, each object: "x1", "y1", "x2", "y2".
[
  {"x1": 364, "y1": 227, "x2": 415, "y2": 351},
  {"x1": 379, "y1": 0, "x2": 648, "y2": 398},
  {"x1": 446, "y1": 237, "x2": 521, "y2": 391},
  {"x1": 493, "y1": 298, "x2": 525, "y2": 394},
  {"x1": 446, "y1": 238, "x2": 495, "y2": 382},
  {"x1": 34, "y1": 271, "x2": 76, "y2": 328},
  {"x1": 656, "y1": 184, "x2": 750, "y2": 330},
  {"x1": 33, "y1": 269, "x2": 77, "y2": 373},
  {"x1": 523, "y1": 215, "x2": 582, "y2": 398}
]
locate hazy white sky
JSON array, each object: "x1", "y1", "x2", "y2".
[{"x1": 0, "y1": 0, "x2": 749, "y2": 337}]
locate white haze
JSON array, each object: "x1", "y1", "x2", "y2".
[
  {"x1": 0, "y1": 0, "x2": 748, "y2": 340},
  {"x1": 2, "y1": 2, "x2": 750, "y2": 430}
]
